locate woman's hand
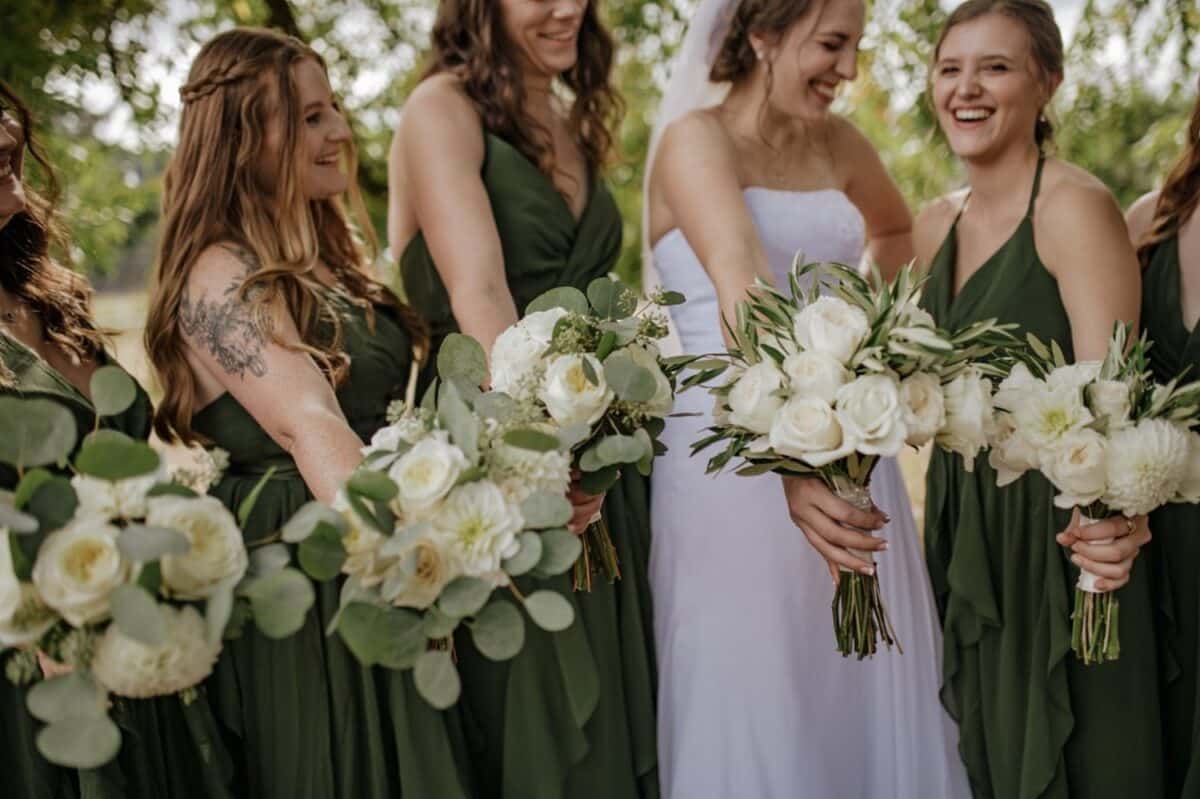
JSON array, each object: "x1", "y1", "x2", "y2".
[
  {"x1": 1055, "y1": 509, "x2": 1151, "y2": 592},
  {"x1": 567, "y1": 469, "x2": 605, "y2": 535},
  {"x1": 37, "y1": 650, "x2": 72, "y2": 679},
  {"x1": 781, "y1": 475, "x2": 888, "y2": 583}
]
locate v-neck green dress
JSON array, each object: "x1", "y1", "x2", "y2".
[
  {"x1": 1143, "y1": 235, "x2": 1200, "y2": 797},
  {"x1": 400, "y1": 132, "x2": 659, "y2": 799},
  {"x1": 920, "y1": 158, "x2": 1162, "y2": 798},
  {"x1": 0, "y1": 333, "x2": 234, "y2": 799},
  {"x1": 191, "y1": 291, "x2": 473, "y2": 799}
]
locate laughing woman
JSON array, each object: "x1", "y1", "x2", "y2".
[
  {"x1": 389, "y1": 1, "x2": 658, "y2": 796},
  {"x1": 145, "y1": 28, "x2": 470, "y2": 799},
  {"x1": 912, "y1": 1, "x2": 1162, "y2": 796}
]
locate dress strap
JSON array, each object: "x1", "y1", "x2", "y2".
[{"x1": 1026, "y1": 153, "x2": 1046, "y2": 219}]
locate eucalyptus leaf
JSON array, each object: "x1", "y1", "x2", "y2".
[
  {"x1": 438, "y1": 576, "x2": 493, "y2": 618},
  {"x1": 117, "y1": 524, "x2": 190, "y2": 562},
  {"x1": 474, "y1": 392, "x2": 520, "y2": 421},
  {"x1": 578, "y1": 466, "x2": 620, "y2": 496},
  {"x1": 37, "y1": 716, "x2": 122, "y2": 769},
  {"x1": 437, "y1": 333, "x2": 489, "y2": 387},
  {"x1": 242, "y1": 568, "x2": 315, "y2": 639},
  {"x1": 13, "y1": 468, "x2": 53, "y2": 510},
  {"x1": 603, "y1": 352, "x2": 656, "y2": 403},
  {"x1": 523, "y1": 590, "x2": 576, "y2": 632},
  {"x1": 0, "y1": 397, "x2": 77, "y2": 470},
  {"x1": 535, "y1": 528, "x2": 582, "y2": 576},
  {"x1": 337, "y1": 603, "x2": 426, "y2": 669},
  {"x1": 501, "y1": 532, "x2": 543, "y2": 577},
  {"x1": 298, "y1": 523, "x2": 347, "y2": 581},
  {"x1": 526, "y1": 287, "x2": 589, "y2": 316},
  {"x1": 205, "y1": 577, "x2": 238, "y2": 647},
  {"x1": 438, "y1": 381, "x2": 480, "y2": 462},
  {"x1": 26, "y1": 673, "x2": 108, "y2": 723},
  {"x1": 586, "y1": 276, "x2": 637, "y2": 319},
  {"x1": 594, "y1": 435, "x2": 649, "y2": 466},
  {"x1": 137, "y1": 561, "x2": 162, "y2": 594},
  {"x1": 75, "y1": 431, "x2": 160, "y2": 481},
  {"x1": 249, "y1": 543, "x2": 291, "y2": 575},
  {"x1": 145, "y1": 483, "x2": 198, "y2": 499},
  {"x1": 414, "y1": 649, "x2": 461, "y2": 709},
  {"x1": 347, "y1": 469, "x2": 399, "y2": 503},
  {"x1": 656, "y1": 290, "x2": 686, "y2": 306},
  {"x1": 502, "y1": 429, "x2": 560, "y2": 452},
  {"x1": 26, "y1": 477, "x2": 77, "y2": 533},
  {"x1": 281, "y1": 501, "x2": 346, "y2": 544},
  {"x1": 0, "y1": 503, "x2": 38, "y2": 535},
  {"x1": 89, "y1": 365, "x2": 138, "y2": 418},
  {"x1": 422, "y1": 606, "x2": 459, "y2": 639},
  {"x1": 520, "y1": 491, "x2": 572, "y2": 529},
  {"x1": 110, "y1": 584, "x2": 166, "y2": 646},
  {"x1": 469, "y1": 601, "x2": 525, "y2": 661},
  {"x1": 555, "y1": 424, "x2": 592, "y2": 452}
]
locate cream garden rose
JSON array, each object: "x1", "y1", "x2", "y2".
[
  {"x1": 388, "y1": 433, "x2": 470, "y2": 519},
  {"x1": 538, "y1": 353, "x2": 615, "y2": 427},
  {"x1": 937, "y1": 367, "x2": 995, "y2": 470},
  {"x1": 899, "y1": 373, "x2": 946, "y2": 447},
  {"x1": 1087, "y1": 379, "x2": 1132, "y2": 429},
  {"x1": 91, "y1": 604, "x2": 219, "y2": 699},
  {"x1": 379, "y1": 533, "x2": 459, "y2": 609},
  {"x1": 768, "y1": 397, "x2": 857, "y2": 466},
  {"x1": 988, "y1": 413, "x2": 1040, "y2": 487},
  {"x1": 72, "y1": 472, "x2": 160, "y2": 522},
  {"x1": 727, "y1": 361, "x2": 787, "y2": 434},
  {"x1": 433, "y1": 480, "x2": 522, "y2": 577},
  {"x1": 32, "y1": 519, "x2": 129, "y2": 627},
  {"x1": 835, "y1": 374, "x2": 907, "y2": 457},
  {"x1": 149, "y1": 496, "x2": 249, "y2": 600},
  {"x1": 792, "y1": 296, "x2": 870, "y2": 365},
  {"x1": 491, "y1": 308, "x2": 568, "y2": 396},
  {"x1": 1044, "y1": 429, "x2": 1109, "y2": 508},
  {"x1": 782, "y1": 350, "x2": 849, "y2": 405}
]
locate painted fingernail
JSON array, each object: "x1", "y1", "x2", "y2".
[
  {"x1": 879, "y1": 541, "x2": 889, "y2": 551},
  {"x1": 1070, "y1": 555, "x2": 1081, "y2": 565},
  {"x1": 862, "y1": 566, "x2": 876, "y2": 576}
]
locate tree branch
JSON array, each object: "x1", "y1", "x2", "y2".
[{"x1": 263, "y1": 0, "x2": 304, "y2": 40}]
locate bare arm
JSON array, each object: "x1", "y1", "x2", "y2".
[
  {"x1": 1125, "y1": 190, "x2": 1161, "y2": 245},
  {"x1": 180, "y1": 245, "x2": 362, "y2": 503},
  {"x1": 395, "y1": 78, "x2": 518, "y2": 356},
  {"x1": 837, "y1": 119, "x2": 914, "y2": 282}
]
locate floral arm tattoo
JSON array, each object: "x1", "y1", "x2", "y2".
[{"x1": 179, "y1": 246, "x2": 271, "y2": 379}]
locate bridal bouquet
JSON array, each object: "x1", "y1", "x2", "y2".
[
  {"x1": 692, "y1": 258, "x2": 1014, "y2": 658},
  {"x1": 0, "y1": 367, "x2": 313, "y2": 768},
  {"x1": 488, "y1": 277, "x2": 688, "y2": 589},
  {"x1": 988, "y1": 324, "x2": 1200, "y2": 664},
  {"x1": 285, "y1": 349, "x2": 587, "y2": 709}
]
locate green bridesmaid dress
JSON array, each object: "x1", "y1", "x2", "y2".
[
  {"x1": 400, "y1": 132, "x2": 659, "y2": 799},
  {"x1": 920, "y1": 156, "x2": 1162, "y2": 798},
  {"x1": 0, "y1": 332, "x2": 234, "y2": 799},
  {"x1": 1143, "y1": 235, "x2": 1200, "y2": 796},
  {"x1": 192, "y1": 290, "x2": 473, "y2": 799}
]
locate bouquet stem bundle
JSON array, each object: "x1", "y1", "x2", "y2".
[
  {"x1": 1071, "y1": 514, "x2": 1120, "y2": 665},
  {"x1": 830, "y1": 476, "x2": 900, "y2": 659},
  {"x1": 573, "y1": 517, "x2": 621, "y2": 591}
]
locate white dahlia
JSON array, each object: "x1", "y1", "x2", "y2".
[
  {"x1": 91, "y1": 604, "x2": 219, "y2": 699},
  {"x1": 1102, "y1": 418, "x2": 1191, "y2": 516}
]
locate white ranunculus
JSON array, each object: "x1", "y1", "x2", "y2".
[
  {"x1": 1043, "y1": 429, "x2": 1109, "y2": 509},
  {"x1": 379, "y1": 534, "x2": 459, "y2": 610},
  {"x1": 1088, "y1": 379, "x2": 1133, "y2": 429},
  {"x1": 1103, "y1": 418, "x2": 1190, "y2": 516},
  {"x1": 768, "y1": 396, "x2": 858, "y2": 466},
  {"x1": 538, "y1": 353, "x2": 614, "y2": 428},
  {"x1": 148, "y1": 496, "x2": 248, "y2": 601},
  {"x1": 792, "y1": 296, "x2": 870, "y2": 365},
  {"x1": 0, "y1": 531, "x2": 18, "y2": 624},
  {"x1": 91, "y1": 604, "x2": 219, "y2": 699},
  {"x1": 625, "y1": 343, "x2": 674, "y2": 417},
  {"x1": 72, "y1": 471, "x2": 161, "y2": 522},
  {"x1": 992, "y1": 362, "x2": 1039, "y2": 413},
  {"x1": 835, "y1": 374, "x2": 907, "y2": 457},
  {"x1": 899, "y1": 373, "x2": 946, "y2": 447},
  {"x1": 0, "y1": 583, "x2": 57, "y2": 647},
  {"x1": 433, "y1": 480, "x2": 522, "y2": 577},
  {"x1": 388, "y1": 433, "x2": 470, "y2": 519},
  {"x1": 1177, "y1": 432, "x2": 1200, "y2": 504},
  {"x1": 937, "y1": 367, "x2": 995, "y2": 471},
  {"x1": 491, "y1": 309, "x2": 568, "y2": 396},
  {"x1": 727, "y1": 361, "x2": 787, "y2": 434},
  {"x1": 1045, "y1": 361, "x2": 1101, "y2": 392},
  {"x1": 988, "y1": 413, "x2": 1041, "y2": 487},
  {"x1": 1011, "y1": 382, "x2": 1094, "y2": 451},
  {"x1": 782, "y1": 350, "x2": 850, "y2": 405},
  {"x1": 32, "y1": 519, "x2": 129, "y2": 627}
]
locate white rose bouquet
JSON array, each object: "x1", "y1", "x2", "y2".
[
  {"x1": 282, "y1": 353, "x2": 584, "y2": 709},
  {"x1": 691, "y1": 257, "x2": 1015, "y2": 659},
  {"x1": 0, "y1": 368, "x2": 313, "y2": 769},
  {"x1": 487, "y1": 277, "x2": 689, "y2": 590},
  {"x1": 988, "y1": 323, "x2": 1200, "y2": 664}
]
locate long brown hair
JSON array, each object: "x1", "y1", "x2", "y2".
[
  {"x1": 422, "y1": 0, "x2": 622, "y2": 180},
  {"x1": 146, "y1": 27, "x2": 425, "y2": 444},
  {"x1": 709, "y1": 0, "x2": 819, "y2": 84},
  {"x1": 933, "y1": 0, "x2": 1063, "y2": 149},
  {"x1": 0, "y1": 81, "x2": 106, "y2": 387},
  {"x1": 1138, "y1": 79, "x2": 1200, "y2": 266}
]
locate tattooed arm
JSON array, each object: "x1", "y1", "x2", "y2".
[{"x1": 179, "y1": 244, "x2": 363, "y2": 502}]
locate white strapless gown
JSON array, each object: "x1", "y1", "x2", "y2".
[{"x1": 650, "y1": 188, "x2": 969, "y2": 799}]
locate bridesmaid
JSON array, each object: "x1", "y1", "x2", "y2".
[
  {"x1": 144, "y1": 28, "x2": 470, "y2": 799},
  {"x1": 912, "y1": 1, "x2": 1161, "y2": 796},
  {"x1": 0, "y1": 82, "x2": 231, "y2": 799},
  {"x1": 389, "y1": 1, "x2": 658, "y2": 796},
  {"x1": 1127, "y1": 77, "x2": 1200, "y2": 797}
]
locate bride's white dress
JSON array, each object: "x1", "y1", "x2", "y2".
[{"x1": 650, "y1": 188, "x2": 969, "y2": 799}]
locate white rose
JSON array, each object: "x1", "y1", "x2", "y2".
[
  {"x1": 388, "y1": 433, "x2": 470, "y2": 519},
  {"x1": 433, "y1": 480, "x2": 522, "y2": 577},
  {"x1": 782, "y1": 350, "x2": 850, "y2": 404},
  {"x1": 835, "y1": 374, "x2": 907, "y2": 457},
  {"x1": 727, "y1": 361, "x2": 787, "y2": 434},
  {"x1": 768, "y1": 397, "x2": 858, "y2": 466},
  {"x1": 1176, "y1": 432, "x2": 1200, "y2": 504},
  {"x1": 792, "y1": 296, "x2": 870, "y2": 365},
  {"x1": 1043, "y1": 429, "x2": 1109, "y2": 509},
  {"x1": 148, "y1": 496, "x2": 249, "y2": 601},
  {"x1": 0, "y1": 583, "x2": 57, "y2": 648},
  {"x1": 379, "y1": 533, "x2": 459, "y2": 610},
  {"x1": 937, "y1": 367, "x2": 995, "y2": 472},
  {"x1": 32, "y1": 519, "x2": 129, "y2": 627},
  {"x1": 899, "y1": 373, "x2": 946, "y2": 447},
  {"x1": 0, "y1": 531, "x2": 18, "y2": 624},
  {"x1": 71, "y1": 471, "x2": 161, "y2": 522},
  {"x1": 1045, "y1": 361, "x2": 1101, "y2": 392},
  {"x1": 1088, "y1": 379, "x2": 1132, "y2": 429},
  {"x1": 538, "y1": 353, "x2": 614, "y2": 428},
  {"x1": 625, "y1": 343, "x2": 674, "y2": 417},
  {"x1": 987, "y1": 413, "x2": 1040, "y2": 487},
  {"x1": 491, "y1": 309, "x2": 568, "y2": 396},
  {"x1": 1102, "y1": 418, "x2": 1190, "y2": 516},
  {"x1": 91, "y1": 604, "x2": 219, "y2": 699},
  {"x1": 992, "y1": 362, "x2": 1039, "y2": 412}
]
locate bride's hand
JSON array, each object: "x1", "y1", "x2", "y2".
[
  {"x1": 1055, "y1": 509, "x2": 1150, "y2": 591},
  {"x1": 782, "y1": 476, "x2": 888, "y2": 582},
  {"x1": 567, "y1": 469, "x2": 605, "y2": 535}
]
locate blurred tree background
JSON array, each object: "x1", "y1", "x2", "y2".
[{"x1": 0, "y1": 0, "x2": 1197, "y2": 291}]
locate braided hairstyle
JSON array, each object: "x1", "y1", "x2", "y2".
[
  {"x1": 146, "y1": 27, "x2": 428, "y2": 444},
  {"x1": 1137, "y1": 78, "x2": 1200, "y2": 267}
]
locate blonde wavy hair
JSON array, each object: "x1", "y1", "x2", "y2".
[{"x1": 146, "y1": 27, "x2": 426, "y2": 444}]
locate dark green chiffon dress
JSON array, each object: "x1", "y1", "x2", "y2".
[
  {"x1": 399, "y1": 132, "x2": 659, "y2": 799},
  {"x1": 192, "y1": 291, "x2": 472, "y2": 799},
  {"x1": 0, "y1": 332, "x2": 233, "y2": 799},
  {"x1": 920, "y1": 158, "x2": 1162, "y2": 798},
  {"x1": 1143, "y1": 235, "x2": 1200, "y2": 796}
]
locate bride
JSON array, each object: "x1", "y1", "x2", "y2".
[{"x1": 644, "y1": 0, "x2": 969, "y2": 796}]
